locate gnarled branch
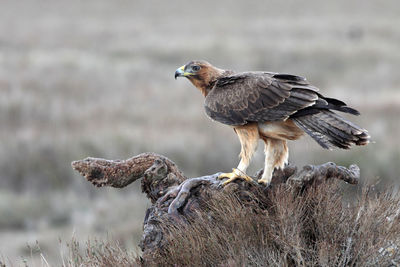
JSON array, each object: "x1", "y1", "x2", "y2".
[
  {"x1": 71, "y1": 152, "x2": 186, "y2": 202},
  {"x1": 71, "y1": 153, "x2": 360, "y2": 260}
]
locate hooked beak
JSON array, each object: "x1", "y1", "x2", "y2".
[{"x1": 174, "y1": 65, "x2": 185, "y2": 79}]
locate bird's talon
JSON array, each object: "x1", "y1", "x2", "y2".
[
  {"x1": 221, "y1": 177, "x2": 236, "y2": 186},
  {"x1": 218, "y1": 168, "x2": 253, "y2": 185}
]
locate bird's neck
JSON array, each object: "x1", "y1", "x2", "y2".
[
  {"x1": 190, "y1": 69, "x2": 233, "y2": 97},
  {"x1": 196, "y1": 80, "x2": 217, "y2": 97}
]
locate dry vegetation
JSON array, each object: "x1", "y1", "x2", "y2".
[
  {"x1": 62, "y1": 238, "x2": 139, "y2": 267},
  {"x1": 153, "y1": 184, "x2": 400, "y2": 266},
  {"x1": 60, "y1": 180, "x2": 400, "y2": 267},
  {"x1": 0, "y1": 0, "x2": 399, "y2": 264}
]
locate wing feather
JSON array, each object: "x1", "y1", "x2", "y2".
[{"x1": 205, "y1": 72, "x2": 318, "y2": 125}]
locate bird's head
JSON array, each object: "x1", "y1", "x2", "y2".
[{"x1": 175, "y1": 60, "x2": 225, "y2": 96}]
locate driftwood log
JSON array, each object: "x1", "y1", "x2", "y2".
[{"x1": 71, "y1": 152, "x2": 361, "y2": 263}]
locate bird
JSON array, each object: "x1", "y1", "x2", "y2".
[{"x1": 175, "y1": 60, "x2": 370, "y2": 185}]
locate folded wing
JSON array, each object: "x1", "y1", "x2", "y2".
[{"x1": 204, "y1": 72, "x2": 320, "y2": 126}]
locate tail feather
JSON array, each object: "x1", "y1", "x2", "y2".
[
  {"x1": 305, "y1": 118, "x2": 354, "y2": 149},
  {"x1": 293, "y1": 110, "x2": 370, "y2": 150}
]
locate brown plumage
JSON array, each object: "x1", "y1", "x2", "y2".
[{"x1": 175, "y1": 60, "x2": 370, "y2": 184}]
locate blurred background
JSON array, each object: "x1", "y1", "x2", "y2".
[{"x1": 0, "y1": 0, "x2": 399, "y2": 264}]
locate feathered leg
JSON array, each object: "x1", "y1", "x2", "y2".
[
  {"x1": 258, "y1": 138, "x2": 289, "y2": 185},
  {"x1": 218, "y1": 124, "x2": 259, "y2": 185}
]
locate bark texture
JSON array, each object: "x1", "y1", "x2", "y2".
[{"x1": 72, "y1": 152, "x2": 360, "y2": 263}]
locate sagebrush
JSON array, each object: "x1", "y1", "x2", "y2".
[{"x1": 67, "y1": 180, "x2": 400, "y2": 266}]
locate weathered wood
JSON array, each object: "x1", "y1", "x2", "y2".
[
  {"x1": 72, "y1": 153, "x2": 360, "y2": 262},
  {"x1": 71, "y1": 152, "x2": 186, "y2": 202}
]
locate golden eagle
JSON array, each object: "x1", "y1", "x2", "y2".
[{"x1": 175, "y1": 60, "x2": 370, "y2": 185}]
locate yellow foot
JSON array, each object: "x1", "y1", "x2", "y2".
[{"x1": 218, "y1": 168, "x2": 253, "y2": 186}]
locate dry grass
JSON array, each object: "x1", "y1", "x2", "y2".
[
  {"x1": 1, "y1": 0, "x2": 399, "y2": 192},
  {"x1": 1, "y1": 0, "x2": 399, "y2": 263},
  {"x1": 62, "y1": 238, "x2": 139, "y2": 267},
  {"x1": 142, "y1": 181, "x2": 400, "y2": 266}
]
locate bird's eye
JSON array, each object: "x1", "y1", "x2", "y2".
[{"x1": 192, "y1": 65, "x2": 200, "y2": 71}]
